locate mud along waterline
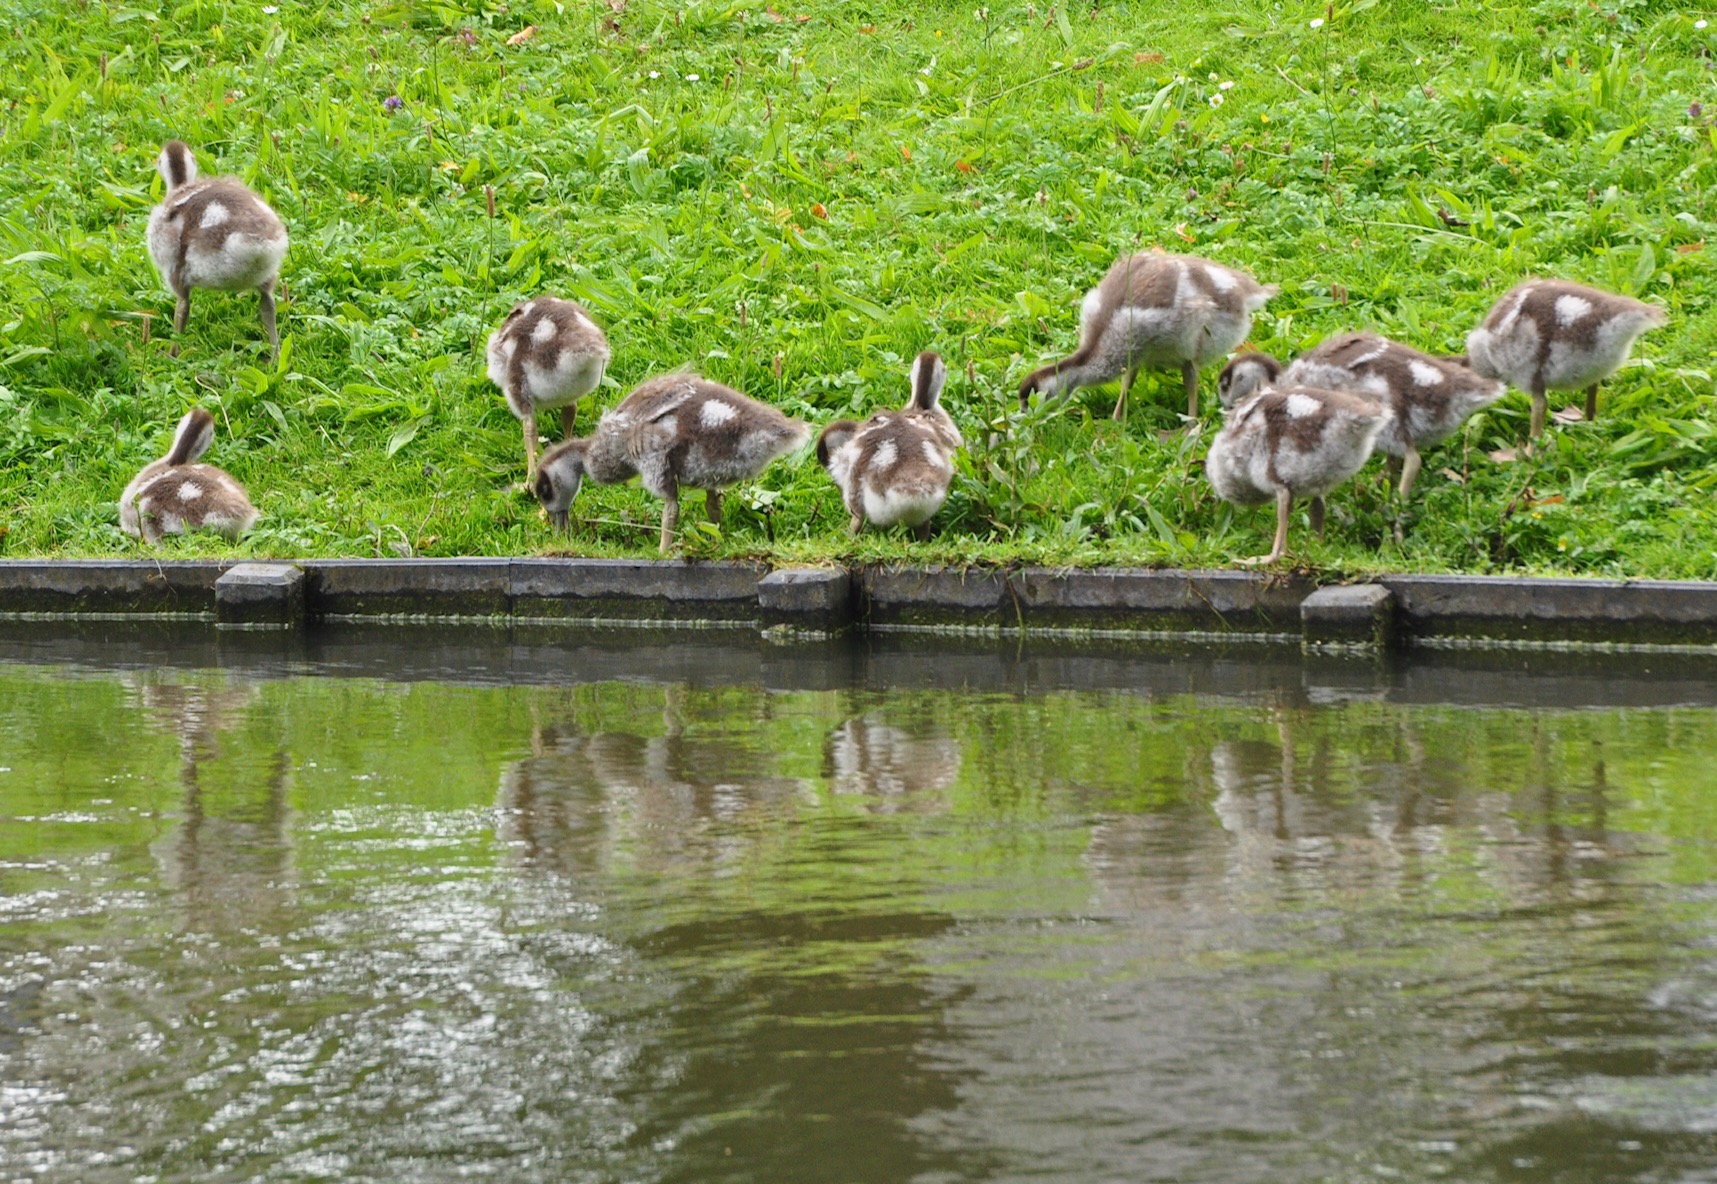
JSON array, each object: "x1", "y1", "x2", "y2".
[{"x1": 2, "y1": 628, "x2": 1716, "y2": 1182}]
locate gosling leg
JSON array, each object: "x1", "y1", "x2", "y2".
[
  {"x1": 1183, "y1": 359, "x2": 1201, "y2": 423},
  {"x1": 1398, "y1": 444, "x2": 1423, "y2": 501},
  {"x1": 1239, "y1": 487, "x2": 1292, "y2": 565},
  {"x1": 1529, "y1": 380, "x2": 1547, "y2": 443},
  {"x1": 914, "y1": 521, "x2": 932, "y2": 542},
  {"x1": 1584, "y1": 383, "x2": 1599, "y2": 424},
  {"x1": 560, "y1": 405, "x2": 577, "y2": 440},
  {"x1": 1309, "y1": 495, "x2": 1326, "y2": 540},
  {"x1": 522, "y1": 411, "x2": 540, "y2": 483},
  {"x1": 1111, "y1": 366, "x2": 1136, "y2": 423},
  {"x1": 705, "y1": 487, "x2": 723, "y2": 527},
  {"x1": 258, "y1": 281, "x2": 279, "y2": 356},
  {"x1": 173, "y1": 288, "x2": 191, "y2": 335},
  {"x1": 659, "y1": 488, "x2": 680, "y2": 554}
]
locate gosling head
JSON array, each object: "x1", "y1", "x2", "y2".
[
  {"x1": 166, "y1": 407, "x2": 217, "y2": 466},
  {"x1": 157, "y1": 140, "x2": 198, "y2": 192},
  {"x1": 1217, "y1": 352, "x2": 1282, "y2": 408},
  {"x1": 815, "y1": 420, "x2": 860, "y2": 470},
  {"x1": 533, "y1": 441, "x2": 587, "y2": 532},
  {"x1": 908, "y1": 350, "x2": 947, "y2": 412}
]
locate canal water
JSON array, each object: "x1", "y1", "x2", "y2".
[{"x1": 2, "y1": 626, "x2": 1716, "y2": 1183}]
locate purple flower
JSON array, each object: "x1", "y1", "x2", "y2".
[
  {"x1": 383, "y1": 95, "x2": 404, "y2": 112},
  {"x1": 457, "y1": 27, "x2": 478, "y2": 47},
  {"x1": 1691, "y1": 102, "x2": 1704, "y2": 121}
]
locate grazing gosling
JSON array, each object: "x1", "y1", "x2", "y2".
[
  {"x1": 486, "y1": 296, "x2": 612, "y2": 481},
  {"x1": 1219, "y1": 333, "x2": 1505, "y2": 498},
  {"x1": 120, "y1": 408, "x2": 259, "y2": 544},
  {"x1": 534, "y1": 374, "x2": 810, "y2": 554},
  {"x1": 1465, "y1": 279, "x2": 1667, "y2": 440},
  {"x1": 1019, "y1": 251, "x2": 1277, "y2": 422},
  {"x1": 1206, "y1": 385, "x2": 1391, "y2": 565},
  {"x1": 816, "y1": 351, "x2": 964, "y2": 540},
  {"x1": 146, "y1": 140, "x2": 288, "y2": 354}
]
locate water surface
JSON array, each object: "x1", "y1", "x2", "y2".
[{"x1": 3, "y1": 628, "x2": 1717, "y2": 1182}]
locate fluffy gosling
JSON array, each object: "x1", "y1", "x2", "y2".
[
  {"x1": 119, "y1": 408, "x2": 259, "y2": 544},
  {"x1": 816, "y1": 350, "x2": 964, "y2": 540},
  {"x1": 485, "y1": 296, "x2": 611, "y2": 481},
  {"x1": 146, "y1": 140, "x2": 288, "y2": 354},
  {"x1": 1206, "y1": 386, "x2": 1391, "y2": 565},
  {"x1": 1465, "y1": 279, "x2": 1666, "y2": 440},
  {"x1": 1019, "y1": 251, "x2": 1277, "y2": 423},
  {"x1": 534, "y1": 375, "x2": 810, "y2": 554}
]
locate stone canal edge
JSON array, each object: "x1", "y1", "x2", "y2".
[{"x1": 4, "y1": 558, "x2": 1717, "y2": 652}]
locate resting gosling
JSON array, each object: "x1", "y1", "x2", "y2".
[
  {"x1": 816, "y1": 351, "x2": 963, "y2": 539},
  {"x1": 1206, "y1": 386, "x2": 1391, "y2": 565},
  {"x1": 120, "y1": 408, "x2": 259, "y2": 544},
  {"x1": 1465, "y1": 279, "x2": 1667, "y2": 440},
  {"x1": 1019, "y1": 251, "x2": 1277, "y2": 422},
  {"x1": 534, "y1": 374, "x2": 810, "y2": 553},
  {"x1": 1219, "y1": 333, "x2": 1505, "y2": 498},
  {"x1": 486, "y1": 296, "x2": 612, "y2": 481},
  {"x1": 146, "y1": 140, "x2": 288, "y2": 354}
]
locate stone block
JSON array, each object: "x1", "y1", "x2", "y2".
[
  {"x1": 510, "y1": 558, "x2": 762, "y2": 621},
  {"x1": 1301, "y1": 584, "x2": 1396, "y2": 649},
  {"x1": 758, "y1": 568, "x2": 854, "y2": 634},
  {"x1": 215, "y1": 563, "x2": 305, "y2": 629},
  {"x1": 305, "y1": 559, "x2": 512, "y2": 619}
]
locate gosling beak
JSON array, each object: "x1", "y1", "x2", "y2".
[{"x1": 548, "y1": 509, "x2": 570, "y2": 532}]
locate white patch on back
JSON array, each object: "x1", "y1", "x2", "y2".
[
  {"x1": 1360, "y1": 374, "x2": 1391, "y2": 397},
  {"x1": 178, "y1": 482, "x2": 204, "y2": 502},
  {"x1": 1203, "y1": 264, "x2": 1237, "y2": 292},
  {"x1": 531, "y1": 318, "x2": 558, "y2": 344},
  {"x1": 501, "y1": 337, "x2": 518, "y2": 359},
  {"x1": 1408, "y1": 360, "x2": 1445, "y2": 387},
  {"x1": 199, "y1": 203, "x2": 231, "y2": 229},
  {"x1": 921, "y1": 439, "x2": 948, "y2": 468},
  {"x1": 1555, "y1": 293, "x2": 1593, "y2": 326},
  {"x1": 1285, "y1": 393, "x2": 1322, "y2": 419},
  {"x1": 871, "y1": 439, "x2": 898, "y2": 470},
  {"x1": 700, "y1": 400, "x2": 738, "y2": 428}
]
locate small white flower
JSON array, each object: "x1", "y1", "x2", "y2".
[
  {"x1": 648, "y1": 70, "x2": 660, "y2": 79},
  {"x1": 1219, "y1": 80, "x2": 1234, "y2": 90},
  {"x1": 1208, "y1": 71, "x2": 1219, "y2": 81},
  {"x1": 1309, "y1": 17, "x2": 1325, "y2": 28},
  {"x1": 262, "y1": 3, "x2": 277, "y2": 10},
  {"x1": 686, "y1": 73, "x2": 700, "y2": 81},
  {"x1": 1699, "y1": 18, "x2": 1710, "y2": 28},
  {"x1": 1415, "y1": 56, "x2": 1424, "y2": 65},
  {"x1": 1209, "y1": 92, "x2": 1224, "y2": 107}
]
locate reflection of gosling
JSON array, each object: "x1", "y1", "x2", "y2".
[
  {"x1": 1219, "y1": 333, "x2": 1504, "y2": 499},
  {"x1": 534, "y1": 374, "x2": 810, "y2": 553},
  {"x1": 1206, "y1": 386, "x2": 1390, "y2": 565},
  {"x1": 146, "y1": 140, "x2": 289, "y2": 354},
  {"x1": 816, "y1": 351, "x2": 963, "y2": 539},
  {"x1": 485, "y1": 296, "x2": 611, "y2": 481},
  {"x1": 826, "y1": 716, "x2": 962, "y2": 804},
  {"x1": 1465, "y1": 279, "x2": 1666, "y2": 439},
  {"x1": 1018, "y1": 251, "x2": 1276, "y2": 422},
  {"x1": 119, "y1": 408, "x2": 259, "y2": 544}
]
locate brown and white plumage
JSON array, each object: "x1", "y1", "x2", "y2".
[
  {"x1": 120, "y1": 408, "x2": 259, "y2": 544},
  {"x1": 534, "y1": 374, "x2": 811, "y2": 553},
  {"x1": 146, "y1": 141, "x2": 288, "y2": 354},
  {"x1": 1219, "y1": 333, "x2": 1505, "y2": 498},
  {"x1": 1465, "y1": 279, "x2": 1667, "y2": 439},
  {"x1": 1205, "y1": 385, "x2": 1391, "y2": 565},
  {"x1": 485, "y1": 296, "x2": 612, "y2": 480},
  {"x1": 816, "y1": 351, "x2": 964, "y2": 539},
  {"x1": 1019, "y1": 251, "x2": 1277, "y2": 422}
]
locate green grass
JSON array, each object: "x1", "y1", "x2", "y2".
[{"x1": 1, "y1": 0, "x2": 1714, "y2": 576}]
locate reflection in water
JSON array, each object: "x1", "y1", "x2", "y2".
[{"x1": 1, "y1": 660, "x2": 1716, "y2": 1181}]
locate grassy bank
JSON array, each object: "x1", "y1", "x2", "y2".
[{"x1": 2, "y1": 0, "x2": 1714, "y2": 576}]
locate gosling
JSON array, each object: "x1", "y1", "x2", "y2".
[
  {"x1": 1219, "y1": 333, "x2": 1505, "y2": 499},
  {"x1": 1019, "y1": 251, "x2": 1277, "y2": 422},
  {"x1": 534, "y1": 374, "x2": 810, "y2": 554},
  {"x1": 1206, "y1": 385, "x2": 1391, "y2": 565},
  {"x1": 486, "y1": 296, "x2": 611, "y2": 481},
  {"x1": 1465, "y1": 279, "x2": 1667, "y2": 440},
  {"x1": 119, "y1": 408, "x2": 259, "y2": 544},
  {"x1": 146, "y1": 140, "x2": 288, "y2": 354},
  {"x1": 817, "y1": 350, "x2": 963, "y2": 539}
]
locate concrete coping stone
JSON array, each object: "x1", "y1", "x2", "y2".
[
  {"x1": 215, "y1": 563, "x2": 306, "y2": 630},
  {"x1": 1301, "y1": 584, "x2": 1396, "y2": 650}
]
